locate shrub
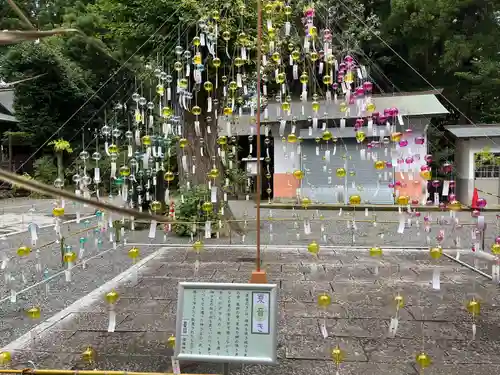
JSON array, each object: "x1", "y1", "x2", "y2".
[
  {"x1": 172, "y1": 185, "x2": 220, "y2": 237},
  {"x1": 11, "y1": 173, "x2": 34, "y2": 197},
  {"x1": 33, "y1": 155, "x2": 58, "y2": 185}
]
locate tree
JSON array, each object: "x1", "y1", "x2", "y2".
[
  {"x1": 0, "y1": 39, "x2": 98, "y2": 146},
  {"x1": 455, "y1": 58, "x2": 500, "y2": 123},
  {"x1": 378, "y1": 0, "x2": 500, "y2": 121}
]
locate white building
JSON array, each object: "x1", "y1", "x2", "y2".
[
  {"x1": 220, "y1": 90, "x2": 448, "y2": 204},
  {"x1": 446, "y1": 124, "x2": 500, "y2": 205}
]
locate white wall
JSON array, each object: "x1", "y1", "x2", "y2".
[{"x1": 273, "y1": 139, "x2": 300, "y2": 174}]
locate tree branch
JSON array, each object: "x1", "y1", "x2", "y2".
[{"x1": 6, "y1": 0, "x2": 35, "y2": 30}]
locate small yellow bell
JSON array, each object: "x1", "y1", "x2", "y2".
[
  {"x1": 193, "y1": 53, "x2": 202, "y2": 65},
  {"x1": 17, "y1": 246, "x2": 31, "y2": 257},
  {"x1": 293, "y1": 170, "x2": 304, "y2": 180},
  {"x1": 82, "y1": 346, "x2": 95, "y2": 363},
  {"x1": 415, "y1": 352, "x2": 431, "y2": 368},
  {"x1": 310, "y1": 51, "x2": 319, "y2": 61},
  {"x1": 390, "y1": 132, "x2": 402, "y2": 142},
  {"x1": 212, "y1": 57, "x2": 221, "y2": 68},
  {"x1": 429, "y1": 246, "x2": 442, "y2": 260},
  {"x1": 307, "y1": 240, "x2": 319, "y2": 255},
  {"x1": 150, "y1": 200, "x2": 162, "y2": 213},
  {"x1": 167, "y1": 335, "x2": 176, "y2": 348},
  {"x1": 420, "y1": 170, "x2": 432, "y2": 180},
  {"x1": 466, "y1": 298, "x2": 480, "y2": 315},
  {"x1": 374, "y1": 160, "x2": 385, "y2": 170},
  {"x1": 448, "y1": 200, "x2": 462, "y2": 211},
  {"x1": 0, "y1": 351, "x2": 11, "y2": 365},
  {"x1": 322, "y1": 130, "x2": 333, "y2": 141},
  {"x1": 336, "y1": 168, "x2": 346, "y2": 178},
  {"x1": 287, "y1": 133, "x2": 298, "y2": 143},
  {"x1": 26, "y1": 307, "x2": 41, "y2": 319},
  {"x1": 203, "y1": 81, "x2": 213, "y2": 92},
  {"x1": 193, "y1": 240, "x2": 204, "y2": 252},
  {"x1": 164, "y1": 171, "x2": 175, "y2": 182},
  {"x1": 105, "y1": 290, "x2": 119, "y2": 305},
  {"x1": 276, "y1": 72, "x2": 286, "y2": 84},
  {"x1": 394, "y1": 294, "x2": 404, "y2": 309},
  {"x1": 179, "y1": 78, "x2": 188, "y2": 89},
  {"x1": 162, "y1": 106, "x2": 173, "y2": 118},
  {"x1": 108, "y1": 144, "x2": 119, "y2": 154},
  {"x1": 217, "y1": 136, "x2": 227, "y2": 145},
  {"x1": 156, "y1": 84, "x2": 164, "y2": 96},
  {"x1": 355, "y1": 131, "x2": 366, "y2": 142},
  {"x1": 52, "y1": 207, "x2": 65, "y2": 217},
  {"x1": 178, "y1": 138, "x2": 188, "y2": 148},
  {"x1": 349, "y1": 195, "x2": 361, "y2": 205},
  {"x1": 301, "y1": 197, "x2": 312, "y2": 208},
  {"x1": 128, "y1": 247, "x2": 139, "y2": 260},
  {"x1": 208, "y1": 168, "x2": 219, "y2": 179},
  {"x1": 63, "y1": 251, "x2": 77, "y2": 263},
  {"x1": 491, "y1": 243, "x2": 500, "y2": 255},
  {"x1": 317, "y1": 293, "x2": 331, "y2": 308},
  {"x1": 396, "y1": 195, "x2": 410, "y2": 205},
  {"x1": 369, "y1": 246, "x2": 382, "y2": 257},
  {"x1": 191, "y1": 105, "x2": 202, "y2": 116},
  {"x1": 119, "y1": 166, "x2": 131, "y2": 177},
  {"x1": 202, "y1": 202, "x2": 213, "y2": 212},
  {"x1": 331, "y1": 345, "x2": 344, "y2": 365}
]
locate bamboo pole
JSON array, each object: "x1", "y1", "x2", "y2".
[
  {"x1": 0, "y1": 168, "x2": 486, "y2": 226},
  {"x1": 0, "y1": 29, "x2": 82, "y2": 45},
  {"x1": 0, "y1": 370, "x2": 216, "y2": 375}
]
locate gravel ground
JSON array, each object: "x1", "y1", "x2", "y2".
[
  {"x1": 2, "y1": 247, "x2": 500, "y2": 375},
  {"x1": 1, "y1": 198, "x2": 499, "y2": 351},
  {"x1": 0, "y1": 214, "x2": 165, "y2": 348}
]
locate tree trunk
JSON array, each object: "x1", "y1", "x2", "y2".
[{"x1": 177, "y1": 90, "x2": 245, "y2": 235}]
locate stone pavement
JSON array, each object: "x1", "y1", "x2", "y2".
[
  {"x1": 0, "y1": 216, "x2": 163, "y2": 348},
  {"x1": 3, "y1": 246, "x2": 500, "y2": 375}
]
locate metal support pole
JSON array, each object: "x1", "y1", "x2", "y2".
[
  {"x1": 443, "y1": 252, "x2": 492, "y2": 280},
  {"x1": 222, "y1": 363, "x2": 229, "y2": 375}
]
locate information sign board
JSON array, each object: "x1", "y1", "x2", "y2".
[{"x1": 174, "y1": 282, "x2": 278, "y2": 364}]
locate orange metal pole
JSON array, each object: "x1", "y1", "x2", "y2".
[{"x1": 250, "y1": 0, "x2": 267, "y2": 284}]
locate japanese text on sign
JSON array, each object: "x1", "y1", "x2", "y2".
[{"x1": 175, "y1": 282, "x2": 277, "y2": 364}]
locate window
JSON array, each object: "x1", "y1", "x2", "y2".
[{"x1": 474, "y1": 151, "x2": 500, "y2": 178}]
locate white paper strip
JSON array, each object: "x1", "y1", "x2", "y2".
[
  {"x1": 148, "y1": 220, "x2": 157, "y2": 239},
  {"x1": 389, "y1": 317, "x2": 399, "y2": 337},
  {"x1": 107, "y1": 310, "x2": 117, "y2": 332},
  {"x1": 432, "y1": 268, "x2": 441, "y2": 290}
]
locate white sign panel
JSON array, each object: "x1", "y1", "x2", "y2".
[{"x1": 174, "y1": 282, "x2": 278, "y2": 364}]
